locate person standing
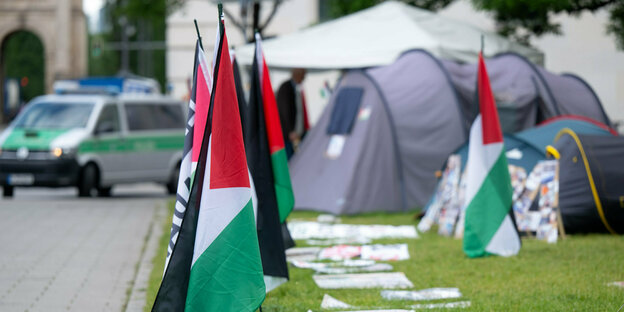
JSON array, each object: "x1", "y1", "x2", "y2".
[{"x1": 277, "y1": 68, "x2": 309, "y2": 159}]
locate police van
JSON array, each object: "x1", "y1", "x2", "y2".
[{"x1": 0, "y1": 78, "x2": 185, "y2": 197}]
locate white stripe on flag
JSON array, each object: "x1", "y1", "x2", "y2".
[
  {"x1": 191, "y1": 136, "x2": 252, "y2": 266},
  {"x1": 249, "y1": 170, "x2": 258, "y2": 224},
  {"x1": 485, "y1": 215, "x2": 521, "y2": 256},
  {"x1": 197, "y1": 45, "x2": 213, "y2": 94},
  {"x1": 264, "y1": 276, "x2": 287, "y2": 293},
  {"x1": 463, "y1": 114, "x2": 504, "y2": 208}
]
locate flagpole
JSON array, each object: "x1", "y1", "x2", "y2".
[
  {"x1": 218, "y1": 3, "x2": 224, "y2": 34},
  {"x1": 480, "y1": 34, "x2": 484, "y2": 54},
  {"x1": 194, "y1": 19, "x2": 204, "y2": 50}
]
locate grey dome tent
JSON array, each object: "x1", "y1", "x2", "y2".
[
  {"x1": 553, "y1": 130, "x2": 624, "y2": 234},
  {"x1": 290, "y1": 50, "x2": 466, "y2": 214},
  {"x1": 290, "y1": 50, "x2": 612, "y2": 215},
  {"x1": 442, "y1": 53, "x2": 611, "y2": 133}
]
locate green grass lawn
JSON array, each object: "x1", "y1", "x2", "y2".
[{"x1": 145, "y1": 209, "x2": 624, "y2": 311}]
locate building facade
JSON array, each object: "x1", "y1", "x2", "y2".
[
  {"x1": 166, "y1": 0, "x2": 319, "y2": 99},
  {"x1": 0, "y1": 0, "x2": 87, "y2": 91},
  {"x1": 0, "y1": 0, "x2": 87, "y2": 121}
]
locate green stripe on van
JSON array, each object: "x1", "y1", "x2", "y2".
[
  {"x1": 1, "y1": 129, "x2": 69, "y2": 150},
  {"x1": 78, "y1": 132, "x2": 184, "y2": 154}
]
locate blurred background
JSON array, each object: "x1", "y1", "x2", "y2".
[
  {"x1": 1, "y1": 2, "x2": 623, "y2": 311},
  {"x1": 0, "y1": 0, "x2": 622, "y2": 130}
]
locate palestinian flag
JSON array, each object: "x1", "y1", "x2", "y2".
[
  {"x1": 246, "y1": 32, "x2": 292, "y2": 292},
  {"x1": 462, "y1": 52, "x2": 521, "y2": 258},
  {"x1": 164, "y1": 40, "x2": 212, "y2": 272},
  {"x1": 152, "y1": 16, "x2": 265, "y2": 312},
  {"x1": 253, "y1": 33, "x2": 295, "y2": 223}
]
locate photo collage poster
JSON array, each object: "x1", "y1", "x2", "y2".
[
  {"x1": 417, "y1": 154, "x2": 461, "y2": 233},
  {"x1": 420, "y1": 154, "x2": 562, "y2": 243}
]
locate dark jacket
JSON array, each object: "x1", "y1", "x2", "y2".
[{"x1": 276, "y1": 79, "x2": 297, "y2": 140}]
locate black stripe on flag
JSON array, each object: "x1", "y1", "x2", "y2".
[{"x1": 244, "y1": 40, "x2": 289, "y2": 282}]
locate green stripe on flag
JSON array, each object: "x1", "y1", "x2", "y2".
[
  {"x1": 185, "y1": 199, "x2": 265, "y2": 311},
  {"x1": 463, "y1": 151, "x2": 513, "y2": 258},
  {"x1": 270, "y1": 148, "x2": 295, "y2": 223}
]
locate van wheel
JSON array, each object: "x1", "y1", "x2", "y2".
[
  {"x1": 3, "y1": 186, "x2": 14, "y2": 198},
  {"x1": 97, "y1": 186, "x2": 112, "y2": 197},
  {"x1": 78, "y1": 164, "x2": 97, "y2": 197},
  {"x1": 166, "y1": 166, "x2": 180, "y2": 195}
]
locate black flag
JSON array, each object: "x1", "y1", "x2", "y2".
[{"x1": 245, "y1": 34, "x2": 290, "y2": 292}]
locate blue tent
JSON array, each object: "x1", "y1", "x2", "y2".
[
  {"x1": 424, "y1": 116, "x2": 616, "y2": 212},
  {"x1": 452, "y1": 116, "x2": 616, "y2": 173},
  {"x1": 554, "y1": 130, "x2": 624, "y2": 234}
]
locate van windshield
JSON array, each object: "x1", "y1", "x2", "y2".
[{"x1": 13, "y1": 102, "x2": 94, "y2": 129}]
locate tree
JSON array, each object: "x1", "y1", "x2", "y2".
[
  {"x1": 324, "y1": 0, "x2": 452, "y2": 19},
  {"x1": 88, "y1": 33, "x2": 119, "y2": 77},
  {"x1": 325, "y1": 0, "x2": 624, "y2": 50},
  {"x1": 607, "y1": 3, "x2": 624, "y2": 49},
  {"x1": 1, "y1": 31, "x2": 45, "y2": 103},
  {"x1": 89, "y1": 0, "x2": 184, "y2": 90},
  {"x1": 220, "y1": 0, "x2": 285, "y2": 42},
  {"x1": 472, "y1": 0, "x2": 624, "y2": 48}
]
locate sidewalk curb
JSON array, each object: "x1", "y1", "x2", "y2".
[{"x1": 125, "y1": 202, "x2": 167, "y2": 312}]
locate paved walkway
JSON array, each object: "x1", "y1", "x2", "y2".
[{"x1": 0, "y1": 187, "x2": 168, "y2": 312}]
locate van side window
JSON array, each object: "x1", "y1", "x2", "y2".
[
  {"x1": 95, "y1": 104, "x2": 120, "y2": 134},
  {"x1": 155, "y1": 105, "x2": 185, "y2": 129},
  {"x1": 125, "y1": 103, "x2": 184, "y2": 131}
]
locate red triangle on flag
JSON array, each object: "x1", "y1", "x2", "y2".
[
  {"x1": 193, "y1": 63, "x2": 211, "y2": 163},
  {"x1": 209, "y1": 26, "x2": 250, "y2": 190},
  {"x1": 257, "y1": 43, "x2": 286, "y2": 154},
  {"x1": 478, "y1": 52, "x2": 504, "y2": 145}
]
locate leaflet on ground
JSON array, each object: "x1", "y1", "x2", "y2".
[{"x1": 288, "y1": 222, "x2": 418, "y2": 240}]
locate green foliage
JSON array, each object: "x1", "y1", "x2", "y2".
[
  {"x1": 89, "y1": 0, "x2": 183, "y2": 90},
  {"x1": 472, "y1": 0, "x2": 622, "y2": 46},
  {"x1": 1, "y1": 31, "x2": 45, "y2": 102},
  {"x1": 607, "y1": 2, "x2": 624, "y2": 49},
  {"x1": 325, "y1": 0, "x2": 382, "y2": 19},
  {"x1": 88, "y1": 33, "x2": 119, "y2": 77},
  {"x1": 325, "y1": 0, "x2": 624, "y2": 50},
  {"x1": 324, "y1": 0, "x2": 453, "y2": 19},
  {"x1": 403, "y1": 0, "x2": 455, "y2": 11}
]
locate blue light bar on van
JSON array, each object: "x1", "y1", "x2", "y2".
[
  {"x1": 54, "y1": 80, "x2": 120, "y2": 95},
  {"x1": 53, "y1": 77, "x2": 160, "y2": 95}
]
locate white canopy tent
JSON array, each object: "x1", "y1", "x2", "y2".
[{"x1": 236, "y1": 1, "x2": 543, "y2": 69}]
